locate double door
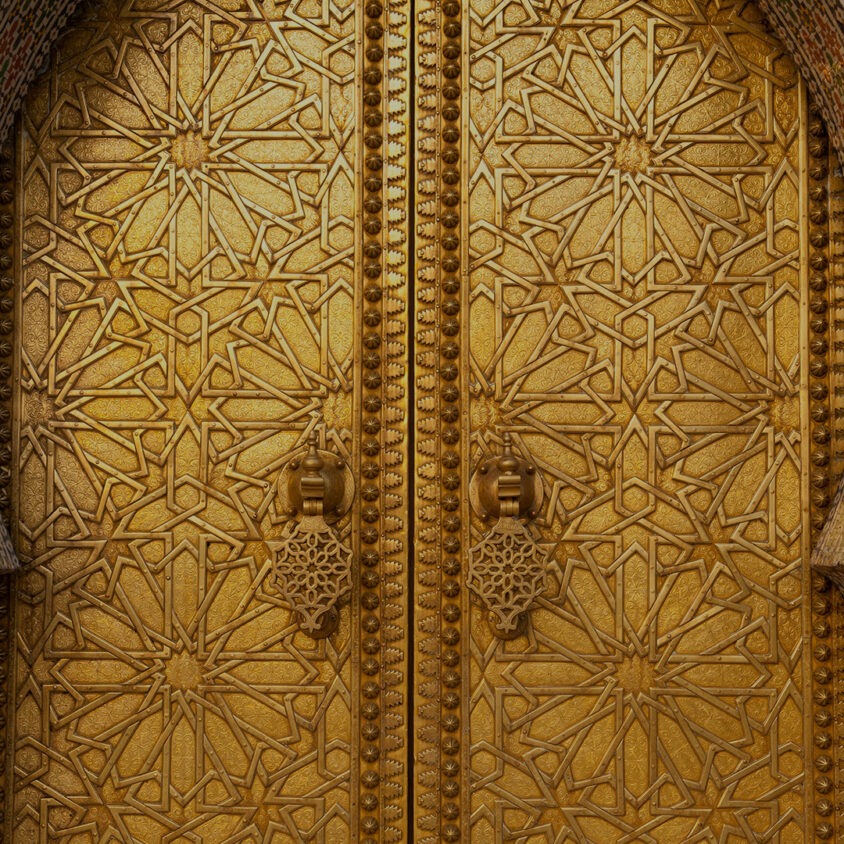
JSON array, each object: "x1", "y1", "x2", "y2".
[{"x1": 7, "y1": 0, "x2": 831, "y2": 841}]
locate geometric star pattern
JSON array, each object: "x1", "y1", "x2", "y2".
[
  {"x1": 15, "y1": 0, "x2": 356, "y2": 839},
  {"x1": 467, "y1": 1, "x2": 810, "y2": 840},
  {"x1": 4, "y1": 0, "x2": 832, "y2": 839}
]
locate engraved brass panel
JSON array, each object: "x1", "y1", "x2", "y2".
[
  {"x1": 456, "y1": 1, "x2": 817, "y2": 842},
  {"x1": 3, "y1": 0, "x2": 840, "y2": 841},
  {"x1": 11, "y1": 0, "x2": 411, "y2": 840}
]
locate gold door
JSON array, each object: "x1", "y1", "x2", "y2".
[
  {"x1": 11, "y1": 1, "x2": 410, "y2": 841},
  {"x1": 3, "y1": 0, "x2": 841, "y2": 842}
]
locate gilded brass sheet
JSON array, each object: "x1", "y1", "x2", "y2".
[
  {"x1": 14, "y1": 1, "x2": 363, "y2": 840},
  {"x1": 3, "y1": 0, "x2": 833, "y2": 840},
  {"x1": 465, "y1": 1, "x2": 812, "y2": 841}
]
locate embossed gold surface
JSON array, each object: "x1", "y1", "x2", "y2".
[
  {"x1": 463, "y1": 0, "x2": 813, "y2": 841},
  {"x1": 4, "y1": 0, "x2": 837, "y2": 841},
  {"x1": 11, "y1": 1, "x2": 401, "y2": 840}
]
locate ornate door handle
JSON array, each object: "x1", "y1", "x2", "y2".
[
  {"x1": 270, "y1": 432, "x2": 354, "y2": 638},
  {"x1": 468, "y1": 433, "x2": 550, "y2": 638}
]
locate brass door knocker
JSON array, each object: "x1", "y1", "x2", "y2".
[
  {"x1": 271, "y1": 431, "x2": 354, "y2": 638},
  {"x1": 468, "y1": 433, "x2": 550, "y2": 638}
]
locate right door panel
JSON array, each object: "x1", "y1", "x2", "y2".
[{"x1": 415, "y1": 1, "x2": 828, "y2": 841}]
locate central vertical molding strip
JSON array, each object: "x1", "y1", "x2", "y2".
[
  {"x1": 414, "y1": 0, "x2": 464, "y2": 841},
  {"x1": 358, "y1": 0, "x2": 411, "y2": 841}
]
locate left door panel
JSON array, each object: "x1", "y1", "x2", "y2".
[{"x1": 9, "y1": 1, "x2": 410, "y2": 841}]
